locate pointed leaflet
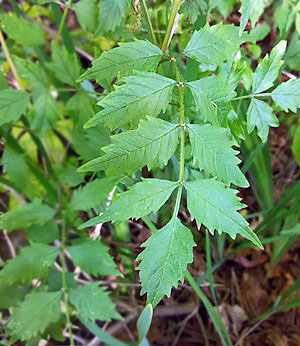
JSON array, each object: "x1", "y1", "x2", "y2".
[
  {"x1": 271, "y1": 79, "x2": 300, "y2": 112},
  {"x1": 46, "y1": 43, "x2": 81, "y2": 86},
  {"x1": 186, "y1": 76, "x2": 235, "y2": 126},
  {"x1": 0, "y1": 199, "x2": 55, "y2": 232},
  {"x1": 0, "y1": 89, "x2": 30, "y2": 126},
  {"x1": 0, "y1": 13, "x2": 45, "y2": 46},
  {"x1": 7, "y1": 291, "x2": 62, "y2": 341},
  {"x1": 96, "y1": 0, "x2": 129, "y2": 34},
  {"x1": 31, "y1": 91, "x2": 59, "y2": 134},
  {"x1": 184, "y1": 23, "x2": 246, "y2": 67},
  {"x1": 73, "y1": 0, "x2": 98, "y2": 32},
  {"x1": 71, "y1": 177, "x2": 118, "y2": 211},
  {"x1": 247, "y1": 98, "x2": 278, "y2": 142},
  {"x1": 79, "y1": 40, "x2": 163, "y2": 82},
  {"x1": 85, "y1": 72, "x2": 176, "y2": 130},
  {"x1": 79, "y1": 179, "x2": 178, "y2": 228},
  {"x1": 78, "y1": 117, "x2": 179, "y2": 174},
  {"x1": 184, "y1": 179, "x2": 262, "y2": 248},
  {"x1": 69, "y1": 283, "x2": 121, "y2": 322},
  {"x1": 187, "y1": 124, "x2": 249, "y2": 187},
  {"x1": 252, "y1": 41, "x2": 287, "y2": 94},
  {"x1": 68, "y1": 238, "x2": 120, "y2": 276},
  {"x1": 0, "y1": 244, "x2": 59, "y2": 286},
  {"x1": 137, "y1": 218, "x2": 195, "y2": 307},
  {"x1": 239, "y1": 0, "x2": 268, "y2": 34}
]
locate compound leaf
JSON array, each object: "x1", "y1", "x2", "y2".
[
  {"x1": 0, "y1": 13, "x2": 45, "y2": 46},
  {"x1": 239, "y1": 0, "x2": 268, "y2": 34},
  {"x1": 247, "y1": 98, "x2": 278, "y2": 142},
  {"x1": 7, "y1": 291, "x2": 62, "y2": 341},
  {"x1": 137, "y1": 218, "x2": 195, "y2": 307},
  {"x1": 271, "y1": 79, "x2": 300, "y2": 112},
  {"x1": 184, "y1": 179, "x2": 263, "y2": 248},
  {"x1": 71, "y1": 177, "x2": 118, "y2": 211},
  {"x1": 184, "y1": 23, "x2": 246, "y2": 67},
  {"x1": 0, "y1": 89, "x2": 30, "y2": 126},
  {"x1": 186, "y1": 76, "x2": 235, "y2": 126},
  {"x1": 0, "y1": 243, "x2": 59, "y2": 285},
  {"x1": 0, "y1": 199, "x2": 56, "y2": 232},
  {"x1": 79, "y1": 40, "x2": 163, "y2": 83},
  {"x1": 69, "y1": 283, "x2": 121, "y2": 322},
  {"x1": 78, "y1": 117, "x2": 179, "y2": 174},
  {"x1": 187, "y1": 124, "x2": 248, "y2": 187},
  {"x1": 68, "y1": 238, "x2": 120, "y2": 276},
  {"x1": 79, "y1": 179, "x2": 178, "y2": 228},
  {"x1": 252, "y1": 40, "x2": 287, "y2": 94},
  {"x1": 85, "y1": 72, "x2": 176, "y2": 130}
]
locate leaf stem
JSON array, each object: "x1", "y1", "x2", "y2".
[
  {"x1": 61, "y1": 219, "x2": 75, "y2": 346},
  {"x1": 55, "y1": 0, "x2": 72, "y2": 43},
  {"x1": 141, "y1": 0, "x2": 158, "y2": 45},
  {"x1": 233, "y1": 93, "x2": 272, "y2": 101},
  {"x1": 0, "y1": 29, "x2": 23, "y2": 89},
  {"x1": 161, "y1": 0, "x2": 182, "y2": 53}
]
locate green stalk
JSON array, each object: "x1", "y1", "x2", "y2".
[
  {"x1": 141, "y1": 0, "x2": 158, "y2": 45},
  {"x1": 161, "y1": 0, "x2": 182, "y2": 53},
  {"x1": 61, "y1": 220, "x2": 75, "y2": 346},
  {"x1": 233, "y1": 93, "x2": 271, "y2": 101},
  {"x1": 55, "y1": 0, "x2": 72, "y2": 43},
  {"x1": 205, "y1": 230, "x2": 218, "y2": 305}
]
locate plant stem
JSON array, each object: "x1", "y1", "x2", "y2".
[
  {"x1": 141, "y1": 0, "x2": 158, "y2": 45},
  {"x1": 55, "y1": 0, "x2": 72, "y2": 43},
  {"x1": 0, "y1": 29, "x2": 23, "y2": 88},
  {"x1": 233, "y1": 93, "x2": 271, "y2": 101},
  {"x1": 61, "y1": 220, "x2": 75, "y2": 346},
  {"x1": 161, "y1": 0, "x2": 181, "y2": 53}
]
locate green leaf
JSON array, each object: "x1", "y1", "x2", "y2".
[
  {"x1": 47, "y1": 43, "x2": 81, "y2": 86},
  {"x1": 0, "y1": 13, "x2": 45, "y2": 46},
  {"x1": 271, "y1": 79, "x2": 300, "y2": 113},
  {"x1": 14, "y1": 56, "x2": 49, "y2": 90},
  {"x1": 67, "y1": 90, "x2": 96, "y2": 127},
  {"x1": 0, "y1": 89, "x2": 30, "y2": 126},
  {"x1": 187, "y1": 124, "x2": 248, "y2": 187},
  {"x1": 68, "y1": 238, "x2": 120, "y2": 276},
  {"x1": 85, "y1": 72, "x2": 176, "y2": 130},
  {"x1": 25, "y1": 220, "x2": 59, "y2": 244},
  {"x1": 0, "y1": 243, "x2": 59, "y2": 285},
  {"x1": 179, "y1": 0, "x2": 208, "y2": 23},
  {"x1": 0, "y1": 285, "x2": 28, "y2": 309},
  {"x1": 292, "y1": 122, "x2": 300, "y2": 166},
  {"x1": 96, "y1": 0, "x2": 129, "y2": 34},
  {"x1": 7, "y1": 291, "x2": 62, "y2": 341},
  {"x1": 137, "y1": 218, "x2": 195, "y2": 307},
  {"x1": 31, "y1": 91, "x2": 59, "y2": 134},
  {"x1": 79, "y1": 179, "x2": 178, "y2": 228},
  {"x1": 55, "y1": 163, "x2": 84, "y2": 187},
  {"x1": 137, "y1": 304, "x2": 153, "y2": 343},
  {"x1": 239, "y1": 0, "x2": 268, "y2": 34},
  {"x1": 69, "y1": 283, "x2": 121, "y2": 322},
  {"x1": 184, "y1": 179, "x2": 263, "y2": 248},
  {"x1": 78, "y1": 117, "x2": 179, "y2": 174},
  {"x1": 186, "y1": 76, "x2": 235, "y2": 126},
  {"x1": 73, "y1": 0, "x2": 98, "y2": 32},
  {"x1": 0, "y1": 199, "x2": 56, "y2": 231},
  {"x1": 71, "y1": 177, "x2": 118, "y2": 211},
  {"x1": 79, "y1": 40, "x2": 163, "y2": 83},
  {"x1": 184, "y1": 24, "x2": 245, "y2": 67},
  {"x1": 286, "y1": 34, "x2": 300, "y2": 71},
  {"x1": 252, "y1": 40, "x2": 287, "y2": 94},
  {"x1": 2, "y1": 146, "x2": 34, "y2": 198},
  {"x1": 247, "y1": 98, "x2": 278, "y2": 142}
]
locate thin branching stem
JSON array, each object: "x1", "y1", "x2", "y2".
[
  {"x1": 141, "y1": 0, "x2": 157, "y2": 45},
  {"x1": 61, "y1": 219, "x2": 75, "y2": 346},
  {"x1": 233, "y1": 93, "x2": 272, "y2": 101},
  {"x1": 161, "y1": 0, "x2": 181, "y2": 53},
  {"x1": 55, "y1": 0, "x2": 72, "y2": 43}
]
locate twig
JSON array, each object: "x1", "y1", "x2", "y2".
[
  {"x1": 3, "y1": 231, "x2": 16, "y2": 258},
  {"x1": 172, "y1": 307, "x2": 198, "y2": 346}
]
